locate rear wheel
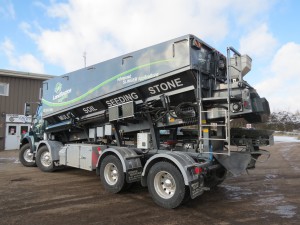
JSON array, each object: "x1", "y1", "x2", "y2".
[
  {"x1": 19, "y1": 143, "x2": 36, "y2": 167},
  {"x1": 147, "y1": 162, "x2": 186, "y2": 209},
  {"x1": 100, "y1": 155, "x2": 127, "y2": 193},
  {"x1": 36, "y1": 146, "x2": 56, "y2": 172}
]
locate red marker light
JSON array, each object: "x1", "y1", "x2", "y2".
[
  {"x1": 97, "y1": 147, "x2": 102, "y2": 154},
  {"x1": 166, "y1": 140, "x2": 177, "y2": 146},
  {"x1": 243, "y1": 101, "x2": 250, "y2": 109},
  {"x1": 194, "y1": 167, "x2": 202, "y2": 174}
]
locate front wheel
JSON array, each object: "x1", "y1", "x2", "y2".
[
  {"x1": 100, "y1": 155, "x2": 127, "y2": 193},
  {"x1": 19, "y1": 143, "x2": 36, "y2": 167},
  {"x1": 36, "y1": 146, "x2": 56, "y2": 172},
  {"x1": 147, "y1": 162, "x2": 186, "y2": 209}
]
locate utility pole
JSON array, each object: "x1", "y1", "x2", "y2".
[{"x1": 83, "y1": 51, "x2": 87, "y2": 68}]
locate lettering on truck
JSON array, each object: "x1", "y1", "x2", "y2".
[
  {"x1": 148, "y1": 78, "x2": 183, "y2": 95},
  {"x1": 106, "y1": 92, "x2": 139, "y2": 107},
  {"x1": 57, "y1": 111, "x2": 75, "y2": 121},
  {"x1": 105, "y1": 78, "x2": 185, "y2": 107},
  {"x1": 83, "y1": 106, "x2": 98, "y2": 114}
]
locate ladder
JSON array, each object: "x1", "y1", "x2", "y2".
[{"x1": 197, "y1": 47, "x2": 242, "y2": 157}]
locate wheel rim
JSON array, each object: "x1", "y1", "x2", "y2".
[
  {"x1": 40, "y1": 151, "x2": 52, "y2": 167},
  {"x1": 154, "y1": 171, "x2": 176, "y2": 199},
  {"x1": 23, "y1": 149, "x2": 34, "y2": 163},
  {"x1": 104, "y1": 163, "x2": 119, "y2": 185}
]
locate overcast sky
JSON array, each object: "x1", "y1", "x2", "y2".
[{"x1": 0, "y1": 0, "x2": 299, "y2": 112}]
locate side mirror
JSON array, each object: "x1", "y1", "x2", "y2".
[{"x1": 24, "y1": 103, "x2": 31, "y2": 116}]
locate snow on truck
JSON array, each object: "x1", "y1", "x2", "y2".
[{"x1": 19, "y1": 34, "x2": 273, "y2": 208}]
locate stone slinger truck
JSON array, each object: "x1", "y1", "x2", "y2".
[{"x1": 20, "y1": 34, "x2": 273, "y2": 208}]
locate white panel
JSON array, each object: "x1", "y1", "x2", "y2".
[
  {"x1": 66, "y1": 145, "x2": 80, "y2": 168},
  {"x1": 105, "y1": 125, "x2": 112, "y2": 136},
  {"x1": 4, "y1": 123, "x2": 20, "y2": 150},
  {"x1": 96, "y1": 127, "x2": 104, "y2": 137},
  {"x1": 89, "y1": 128, "x2": 95, "y2": 139},
  {"x1": 80, "y1": 146, "x2": 93, "y2": 171},
  {"x1": 137, "y1": 133, "x2": 151, "y2": 149}
]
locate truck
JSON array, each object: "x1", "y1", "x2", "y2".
[{"x1": 19, "y1": 34, "x2": 273, "y2": 209}]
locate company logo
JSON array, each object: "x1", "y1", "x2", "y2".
[
  {"x1": 55, "y1": 82, "x2": 62, "y2": 94},
  {"x1": 53, "y1": 82, "x2": 72, "y2": 103}
]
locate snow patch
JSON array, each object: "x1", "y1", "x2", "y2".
[
  {"x1": 254, "y1": 174, "x2": 298, "y2": 219},
  {"x1": 274, "y1": 136, "x2": 300, "y2": 142},
  {"x1": 221, "y1": 185, "x2": 253, "y2": 201},
  {"x1": 257, "y1": 195, "x2": 284, "y2": 205},
  {"x1": 265, "y1": 174, "x2": 278, "y2": 179},
  {"x1": 268, "y1": 205, "x2": 297, "y2": 218},
  {"x1": 0, "y1": 157, "x2": 20, "y2": 164}
]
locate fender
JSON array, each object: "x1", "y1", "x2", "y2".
[
  {"x1": 97, "y1": 147, "x2": 142, "y2": 172},
  {"x1": 36, "y1": 140, "x2": 63, "y2": 161},
  {"x1": 20, "y1": 135, "x2": 35, "y2": 153},
  {"x1": 141, "y1": 151, "x2": 207, "y2": 199},
  {"x1": 97, "y1": 147, "x2": 142, "y2": 183},
  {"x1": 141, "y1": 151, "x2": 203, "y2": 186}
]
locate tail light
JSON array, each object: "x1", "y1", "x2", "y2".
[{"x1": 194, "y1": 167, "x2": 203, "y2": 174}]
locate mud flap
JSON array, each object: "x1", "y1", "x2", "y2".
[
  {"x1": 126, "y1": 167, "x2": 142, "y2": 183},
  {"x1": 214, "y1": 152, "x2": 251, "y2": 176},
  {"x1": 189, "y1": 176, "x2": 205, "y2": 199}
]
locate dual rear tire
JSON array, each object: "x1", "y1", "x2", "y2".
[{"x1": 100, "y1": 156, "x2": 187, "y2": 209}]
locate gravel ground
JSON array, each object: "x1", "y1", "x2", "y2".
[{"x1": 0, "y1": 142, "x2": 299, "y2": 225}]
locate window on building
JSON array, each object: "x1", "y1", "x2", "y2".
[
  {"x1": 8, "y1": 126, "x2": 16, "y2": 135},
  {"x1": 0, "y1": 83, "x2": 9, "y2": 96}
]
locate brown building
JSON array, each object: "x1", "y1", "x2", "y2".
[{"x1": 0, "y1": 69, "x2": 54, "y2": 150}]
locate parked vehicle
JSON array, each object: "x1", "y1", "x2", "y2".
[{"x1": 20, "y1": 34, "x2": 273, "y2": 208}]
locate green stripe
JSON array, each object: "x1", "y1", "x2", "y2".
[{"x1": 42, "y1": 59, "x2": 174, "y2": 107}]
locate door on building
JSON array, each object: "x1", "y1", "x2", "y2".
[{"x1": 5, "y1": 124, "x2": 30, "y2": 150}]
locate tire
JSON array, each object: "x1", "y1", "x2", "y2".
[
  {"x1": 204, "y1": 166, "x2": 227, "y2": 189},
  {"x1": 19, "y1": 143, "x2": 36, "y2": 167},
  {"x1": 36, "y1": 146, "x2": 56, "y2": 172},
  {"x1": 100, "y1": 155, "x2": 126, "y2": 193},
  {"x1": 147, "y1": 162, "x2": 186, "y2": 209}
]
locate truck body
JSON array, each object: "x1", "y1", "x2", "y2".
[{"x1": 19, "y1": 34, "x2": 273, "y2": 208}]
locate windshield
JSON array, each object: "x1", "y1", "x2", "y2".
[{"x1": 32, "y1": 104, "x2": 45, "y2": 135}]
